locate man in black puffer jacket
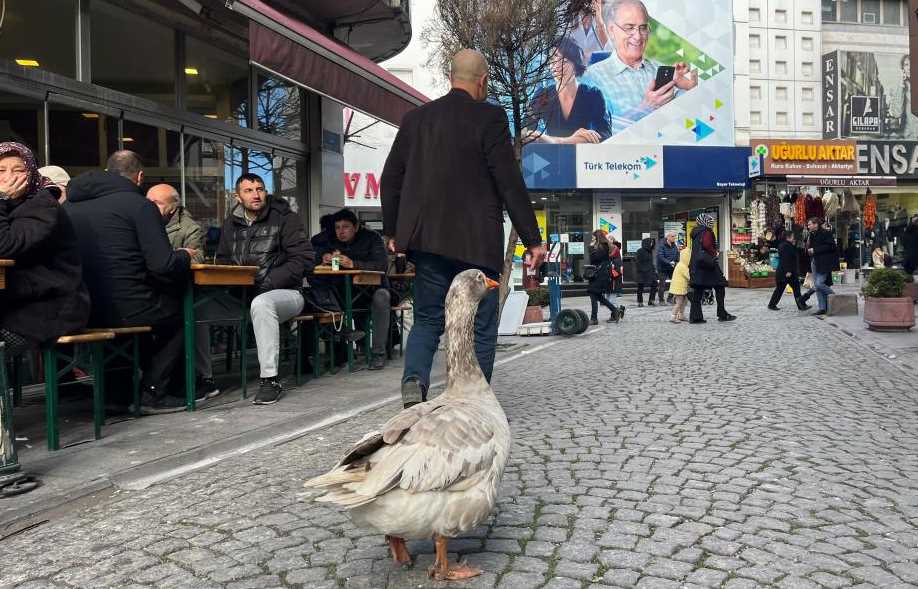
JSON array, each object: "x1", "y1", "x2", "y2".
[
  {"x1": 66, "y1": 151, "x2": 192, "y2": 412},
  {"x1": 215, "y1": 173, "x2": 313, "y2": 405}
]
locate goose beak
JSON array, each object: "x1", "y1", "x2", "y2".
[{"x1": 485, "y1": 277, "x2": 500, "y2": 290}]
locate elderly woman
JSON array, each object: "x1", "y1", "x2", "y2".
[
  {"x1": 0, "y1": 142, "x2": 89, "y2": 356},
  {"x1": 656, "y1": 230, "x2": 679, "y2": 303}
]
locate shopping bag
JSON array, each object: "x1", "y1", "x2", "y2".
[{"x1": 802, "y1": 272, "x2": 813, "y2": 290}]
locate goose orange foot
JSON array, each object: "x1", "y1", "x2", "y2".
[
  {"x1": 386, "y1": 535, "x2": 412, "y2": 567},
  {"x1": 428, "y1": 534, "x2": 482, "y2": 581}
]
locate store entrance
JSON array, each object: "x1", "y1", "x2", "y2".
[{"x1": 534, "y1": 192, "x2": 591, "y2": 283}]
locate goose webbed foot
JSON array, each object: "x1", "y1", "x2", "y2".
[
  {"x1": 428, "y1": 534, "x2": 482, "y2": 580},
  {"x1": 386, "y1": 535, "x2": 412, "y2": 567}
]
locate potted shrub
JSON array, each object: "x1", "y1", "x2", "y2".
[
  {"x1": 862, "y1": 268, "x2": 915, "y2": 331},
  {"x1": 523, "y1": 287, "x2": 548, "y2": 324}
]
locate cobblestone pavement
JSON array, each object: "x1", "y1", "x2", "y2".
[{"x1": 3, "y1": 292, "x2": 918, "y2": 588}]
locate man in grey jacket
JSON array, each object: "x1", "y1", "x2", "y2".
[{"x1": 147, "y1": 184, "x2": 204, "y2": 263}]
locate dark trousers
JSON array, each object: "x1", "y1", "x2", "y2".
[
  {"x1": 589, "y1": 293, "x2": 619, "y2": 320},
  {"x1": 112, "y1": 294, "x2": 184, "y2": 394},
  {"x1": 637, "y1": 281, "x2": 657, "y2": 304},
  {"x1": 403, "y1": 252, "x2": 499, "y2": 387},
  {"x1": 658, "y1": 267, "x2": 673, "y2": 302},
  {"x1": 768, "y1": 275, "x2": 805, "y2": 309},
  {"x1": 689, "y1": 286, "x2": 726, "y2": 322}
]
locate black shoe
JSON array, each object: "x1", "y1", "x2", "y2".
[
  {"x1": 606, "y1": 315, "x2": 619, "y2": 323},
  {"x1": 637, "y1": 302, "x2": 644, "y2": 308},
  {"x1": 648, "y1": 301, "x2": 655, "y2": 306},
  {"x1": 589, "y1": 318, "x2": 599, "y2": 326},
  {"x1": 134, "y1": 386, "x2": 186, "y2": 415},
  {"x1": 798, "y1": 304, "x2": 812, "y2": 311},
  {"x1": 800, "y1": 292, "x2": 813, "y2": 304},
  {"x1": 253, "y1": 378, "x2": 284, "y2": 405},
  {"x1": 767, "y1": 305, "x2": 780, "y2": 311},
  {"x1": 402, "y1": 378, "x2": 428, "y2": 408},
  {"x1": 689, "y1": 319, "x2": 707, "y2": 324},
  {"x1": 197, "y1": 377, "x2": 221, "y2": 400},
  {"x1": 369, "y1": 354, "x2": 387, "y2": 371},
  {"x1": 718, "y1": 313, "x2": 737, "y2": 322},
  {"x1": 619, "y1": 306, "x2": 626, "y2": 319},
  {"x1": 813, "y1": 309, "x2": 827, "y2": 316}
]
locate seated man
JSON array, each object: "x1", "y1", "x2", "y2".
[
  {"x1": 315, "y1": 208, "x2": 390, "y2": 370},
  {"x1": 215, "y1": 173, "x2": 313, "y2": 405},
  {"x1": 66, "y1": 151, "x2": 192, "y2": 412}
]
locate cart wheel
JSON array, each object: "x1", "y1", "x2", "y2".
[
  {"x1": 0, "y1": 476, "x2": 40, "y2": 497},
  {"x1": 553, "y1": 309, "x2": 583, "y2": 336},
  {"x1": 574, "y1": 309, "x2": 590, "y2": 334}
]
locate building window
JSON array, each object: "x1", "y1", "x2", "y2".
[
  {"x1": 802, "y1": 87, "x2": 815, "y2": 101},
  {"x1": 750, "y1": 34, "x2": 761, "y2": 49},
  {"x1": 776, "y1": 36, "x2": 788, "y2": 50},
  {"x1": 802, "y1": 37, "x2": 814, "y2": 52},
  {"x1": 0, "y1": 0, "x2": 77, "y2": 78},
  {"x1": 48, "y1": 105, "x2": 118, "y2": 174},
  {"x1": 92, "y1": 1, "x2": 176, "y2": 107},
  {"x1": 861, "y1": 0, "x2": 880, "y2": 23},
  {"x1": 801, "y1": 10, "x2": 815, "y2": 25},
  {"x1": 750, "y1": 8, "x2": 761, "y2": 22},
  {"x1": 883, "y1": 0, "x2": 901, "y2": 24},
  {"x1": 840, "y1": 0, "x2": 858, "y2": 22},
  {"x1": 0, "y1": 92, "x2": 44, "y2": 161},
  {"x1": 822, "y1": 0, "x2": 837, "y2": 22},
  {"x1": 751, "y1": 86, "x2": 762, "y2": 100},
  {"x1": 776, "y1": 86, "x2": 789, "y2": 101},
  {"x1": 121, "y1": 120, "x2": 181, "y2": 193},
  {"x1": 184, "y1": 136, "x2": 244, "y2": 248},
  {"x1": 777, "y1": 112, "x2": 789, "y2": 126},
  {"x1": 255, "y1": 72, "x2": 304, "y2": 143},
  {"x1": 750, "y1": 59, "x2": 762, "y2": 74},
  {"x1": 184, "y1": 36, "x2": 250, "y2": 127},
  {"x1": 775, "y1": 9, "x2": 788, "y2": 24},
  {"x1": 802, "y1": 62, "x2": 814, "y2": 77},
  {"x1": 751, "y1": 111, "x2": 763, "y2": 125},
  {"x1": 776, "y1": 61, "x2": 788, "y2": 75},
  {"x1": 803, "y1": 113, "x2": 815, "y2": 126}
]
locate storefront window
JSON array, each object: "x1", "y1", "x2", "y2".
[
  {"x1": 255, "y1": 72, "x2": 304, "y2": 142},
  {"x1": 92, "y1": 1, "x2": 176, "y2": 107},
  {"x1": 185, "y1": 37, "x2": 250, "y2": 127},
  {"x1": 48, "y1": 105, "x2": 118, "y2": 175},
  {"x1": 120, "y1": 120, "x2": 181, "y2": 193},
  {"x1": 0, "y1": 92, "x2": 43, "y2": 161},
  {"x1": 184, "y1": 135, "x2": 243, "y2": 258},
  {"x1": 821, "y1": 0, "x2": 837, "y2": 22},
  {"x1": 0, "y1": 0, "x2": 76, "y2": 78},
  {"x1": 530, "y1": 192, "x2": 589, "y2": 282},
  {"x1": 247, "y1": 150, "x2": 307, "y2": 215},
  {"x1": 621, "y1": 195, "x2": 723, "y2": 255}
]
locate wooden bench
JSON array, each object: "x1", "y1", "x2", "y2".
[
  {"x1": 83, "y1": 326, "x2": 152, "y2": 417},
  {"x1": 44, "y1": 331, "x2": 115, "y2": 451}
]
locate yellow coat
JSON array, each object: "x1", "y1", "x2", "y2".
[{"x1": 669, "y1": 248, "x2": 691, "y2": 295}]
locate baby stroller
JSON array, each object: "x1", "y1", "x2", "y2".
[{"x1": 689, "y1": 289, "x2": 715, "y2": 306}]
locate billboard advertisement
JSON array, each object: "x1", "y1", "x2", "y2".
[
  {"x1": 823, "y1": 50, "x2": 918, "y2": 139},
  {"x1": 527, "y1": 0, "x2": 735, "y2": 147}
]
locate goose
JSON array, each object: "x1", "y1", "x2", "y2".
[{"x1": 303, "y1": 269, "x2": 510, "y2": 581}]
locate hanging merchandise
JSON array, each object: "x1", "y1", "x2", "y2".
[
  {"x1": 841, "y1": 189, "x2": 860, "y2": 214},
  {"x1": 750, "y1": 198, "x2": 767, "y2": 239},
  {"x1": 793, "y1": 193, "x2": 806, "y2": 226},
  {"x1": 864, "y1": 192, "x2": 877, "y2": 229},
  {"x1": 765, "y1": 190, "x2": 781, "y2": 227},
  {"x1": 823, "y1": 189, "x2": 840, "y2": 218}
]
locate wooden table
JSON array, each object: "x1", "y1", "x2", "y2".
[
  {"x1": 312, "y1": 267, "x2": 386, "y2": 371},
  {"x1": 184, "y1": 264, "x2": 258, "y2": 410},
  {"x1": 0, "y1": 260, "x2": 13, "y2": 290}
]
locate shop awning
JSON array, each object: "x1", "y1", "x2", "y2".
[{"x1": 230, "y1": 0, "x2": 429, "y2": 127}]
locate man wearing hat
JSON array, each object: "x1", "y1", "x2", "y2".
[
  {"x1": 38, "y1": 165, "x2": 70, "y2": 203},
  {"x1": 688, "y1": 212, "x2": 735, "y2": 323}
]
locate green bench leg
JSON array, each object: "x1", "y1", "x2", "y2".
[
  {"x1": 241, "y1": 288, "x2": 249, "y2": 398},
  {"x1": 399, "y1": 309, "x2": 406, "y2": 358},
  {"x1": 12, "y1": 355, "x2": 22, "y2": 407},
  {"x1": 44, "y1": 347, "x2": 59, "y2": 451},
  {"x1": 295, "y1": 323, "x2": 303, "y2": 387},
  {"x1": 132, "y1": 335, "x2": 141, "y2": 417},
  {"x1": 91, "y1": 342, "x2": 105, "y2": 440},
  {"x1": 366, "y1": 311, "x2": 373, "y2": 368},
  {"x1": 313, "y1": 323, "x2": 322, "y2": 379}
]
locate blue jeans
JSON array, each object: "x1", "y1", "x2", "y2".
[
  {"x1": 403, "y1": 252, "x2": 499, "y2": 387},
  {"x1": 811, "y1": 266, "x2": 834, "y2": 312}
]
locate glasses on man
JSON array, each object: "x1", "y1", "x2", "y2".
[{"x1": 612, "y1": 21, "x2": 651, "y2": 37}]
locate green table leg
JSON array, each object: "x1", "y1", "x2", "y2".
[
  {"x1": 295, "y1": 321, "x2": 303, "y2": 386},
  {"x1": 365, "y1": 308, "x2": 373, "y2": 368},
  {"x1": 240, "y1": 287, "x2": 249, "y2": 398},
  {"x1": 132, "y1": 335, "x2": 141, "y2": 417},
  {"x1": 44, "y1": 347, "x2": 59, "y2": 451},
  {"x1": 345, "y1": 277, "x2": 353, "y2": 372},
  {"x1": 313, "y1": 323, "x2": 321, "y2": 379},
  {"x1": 183, "y1": 278, "x2": 197, "y2": 411},
  {"x1": 91, "y1": 342, "x2": 104, "y2": 440},
  {"x1": 0, "y1": 343, "x2": 20, "y2": 476}
]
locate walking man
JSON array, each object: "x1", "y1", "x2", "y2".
[
  {"x1": 804, "y1": 217, "x2": 836, "y2": 316},
  {"x1": 381, "y1": 49, "x2": 545, "y2": 408},
  {"x1": 656, "y1": 231, "x2": 678, "y2": 303},
  {"x1": 767, "y1": 231, "x2": 811, "y2": 311}
]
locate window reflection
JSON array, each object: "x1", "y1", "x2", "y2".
[
  {"x1": 48, "y1": 106, "x2": 118, "y2": 175},
  {"x1": 248, "y1": 150, "x2": 306, "y2": 214},
  {"x1": 185, "y1": 37, "x2": 250, "y2": 127},
  {"x1": 121, "y1": 120, "x2": 181, "y2": 194},
  {"x1": 185, "y1": 135, "x2": 243, "y2": 259},
  {"x1": 0, "y1": 0, "x2": 76, "y2": 77},
  {"x1": 0, "y1": 92, "x2": 42, "y2": 160},
  {"x1": 92, "y1": 0, "x2": 176, "y2": 107},
  {"x1": 255, "y1": 73, "x2": 304, "y2": 142}
]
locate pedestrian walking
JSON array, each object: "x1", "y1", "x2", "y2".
[
  {"x1": 902, "y1": 214, "x2": 918, "y2": 274},
  {"x1": 802, "y1": 217, "x2": 836, "y2": 316},
  {"x1": 688, "y1": 212, "x2": 735, "y2": 323},
  {"x1": 380, "y1": 49, "x2": 545, "y2": 408},
  {"x1": 586, "y1": 230, "x2": 620, "y2": 325},
  {"x1": 610, "y1": 240, "x2": 626, "y2": 319},
  {"x1": 634, "y1": 237, "x2": 658, "y2": 307},
  {"x1": 767, "y1": 231, "x2": 811, "y2": 311},
  {"x1": 669, "y1": 247, "x2": 690, "y2": 323},
  {"x1": 656, "y1": 231, "x2": 679, "y2": 303}
]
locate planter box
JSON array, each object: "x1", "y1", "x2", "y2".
[
  {"x1": 522, "y1": 305, "x2": 545, "y2": 324},
  {"x1": 904, "y1": 282, "x2": 918, "y2": 302},
  {"x1": 863, "y1": 297, "x2": 916, "y2": 331}
]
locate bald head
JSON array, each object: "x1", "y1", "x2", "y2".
[
  {"x1": 449, "y1": 49, "x2": 489, "y2": 101},
  {"x1": 147, "y1": 183, "x2": 180, "y2": 218}
]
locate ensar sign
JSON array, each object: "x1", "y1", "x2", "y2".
[{"x1": 343, "y1": 172, "x2": 380, "y2": 200}]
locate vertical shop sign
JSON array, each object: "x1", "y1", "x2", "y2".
[
  {"x1": 593, "y1": 192, "x2": 623, "y2": 243},
  {"x1": 823, "y1": 51, "x2": 840, "y2": 139}
]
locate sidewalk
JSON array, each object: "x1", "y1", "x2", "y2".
[{"x1": 1, "y1": 336, "x2": 541, "y2": 536}]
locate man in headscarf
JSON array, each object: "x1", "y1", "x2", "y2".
[{"x1": 688, "y1": 212, "x2": 735, "y2": 323}]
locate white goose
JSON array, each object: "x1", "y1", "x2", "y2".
[{"x1": 304, "y1": 269, "x2": 510, "y2": 581}]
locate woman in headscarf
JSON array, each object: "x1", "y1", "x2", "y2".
[
  {"x1": 0, "y1": 142, "x2": 90, "y2": 356},
  {"x1": 586, "y1": 230, "x2": 621, "y2": 324},
  {"x1": 688, "y1": 212, "x2": 735, "y2": 323}
]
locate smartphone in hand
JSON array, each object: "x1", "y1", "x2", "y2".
[{"x1": 654, "y1": 66, "x2": 676, "y2": 90}]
